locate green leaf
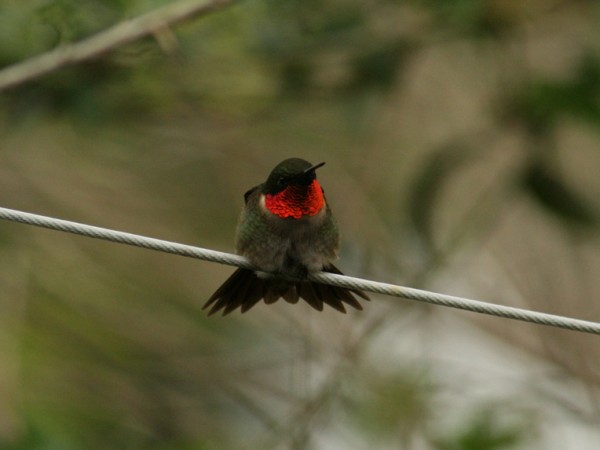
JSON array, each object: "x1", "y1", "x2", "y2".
[
  {"x1": 523, "y1": 160, "x2": 598, "y2": 228},
  {"x1": 434, "y1": 407, "x2": 530, "y2": 450}
]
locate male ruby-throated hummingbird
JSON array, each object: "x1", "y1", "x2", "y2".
[{"x1": 203, "y1": 157, "x2": 369, "y2": 316}]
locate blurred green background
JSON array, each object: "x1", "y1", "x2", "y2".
[{"x1": 1, "y1": 0, "x2": 600, "y2": 448}]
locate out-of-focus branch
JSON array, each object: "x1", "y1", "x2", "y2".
[{"x1": 0, "y1": 0, "x2": 236, "y2": 92}]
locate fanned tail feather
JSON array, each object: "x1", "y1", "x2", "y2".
[
  {"x1": 203, "y1": 268, "x2": 265, "y2": 316},
  {"x1": 203, "y1": 265, "x2": 370, "y2": 316}
]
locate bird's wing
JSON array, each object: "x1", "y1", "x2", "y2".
[{"x1": 243, "y1": 185, "x2": 261, "y2": 205}]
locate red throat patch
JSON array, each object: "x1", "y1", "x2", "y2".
[{"x1": 265, "y1": 179, "x2": 325, "y2": 219}]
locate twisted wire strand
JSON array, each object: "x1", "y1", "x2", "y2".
[{"x1": 0, "y1": 206, "x2": 599, "y2": 335}]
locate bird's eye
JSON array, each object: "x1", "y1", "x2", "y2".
[{"x1": 276, "y1": 177, "x2": 286, "y2": 187}]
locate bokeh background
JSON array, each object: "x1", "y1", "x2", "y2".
[{"x1": 1, "y1": 0, "x2": 600, "y2": 448}]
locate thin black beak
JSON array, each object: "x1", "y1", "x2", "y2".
[{"x1": 303, "y1": 161, "x2": 325, "y2": 175}]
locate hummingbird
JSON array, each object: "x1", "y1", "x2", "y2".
[{"x1": 203, "y1": 157, "x2": 369, "y2": 316}]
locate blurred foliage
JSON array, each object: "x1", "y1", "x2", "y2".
[
  {"x1": 522, "y1": 157, "x2": 598, "y2": 228},
  {"x1": 507, "y1": 55, "x2": 600, "y2": 134},
  {"x1": 419, "y1": 0, "x2": 515, "y2": 37},
  {"x1": 408, "y1": 144, "x2": 477, "y2": 253},
  {"x1": 347, "y1": 368, "x2": 434, "y2": 445},
  {"x1": 434, "y1": 407, "x2": 532, "y2": 450},
  {"x1": 1, "y1": 0, "x2": 600, "y2": 449}
]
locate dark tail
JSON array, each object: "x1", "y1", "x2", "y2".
[{"x1": 203, "y1": 265, "x2": 370, "y2": 316}]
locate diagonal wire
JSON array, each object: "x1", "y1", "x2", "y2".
[{"x1": 0, "y1": 205, "x2": 599, "y2": 335}]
